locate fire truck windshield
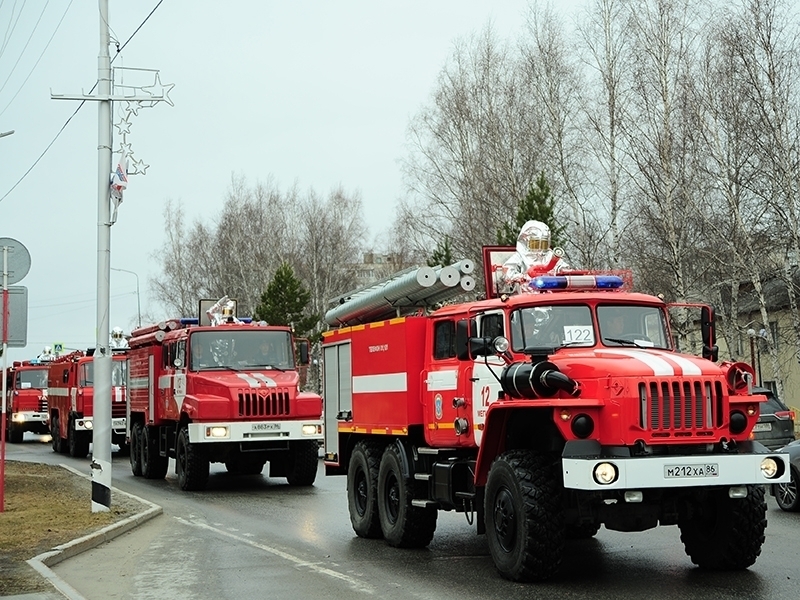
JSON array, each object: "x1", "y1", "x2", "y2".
[
  {"x1": 15, "y1": 368, "x2": 48, "y2": 389},
  {"x1": 190, "y1": 330, "x2": 294, "y2": 371},
  {"x1": 509, "y1": 304, "x2": 670, "y2": 351},
  {"x1": 78, "y1": 359, "x2": 127, "y2": 387}
]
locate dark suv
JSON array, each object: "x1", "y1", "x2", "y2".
[{"x1": 752, "y1": 386, "x2": 796, "y2": 450}]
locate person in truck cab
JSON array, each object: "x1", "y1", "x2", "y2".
[{"x1": 191, "y1": 342, "x2": 211, "y2": 369}]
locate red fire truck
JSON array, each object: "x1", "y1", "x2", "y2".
[
  {"x1": 125, "y1": 305, "x2": 323, "y2": 491},
  {"x1": 3, "y1": 359, "x2": 50, "y2": 443},
  {"x1": 47, "y1": 350, "x2": 129, "y2": 458},
  {"x1": 321, "y1": 249, "x2": 791, "y2": 582}
]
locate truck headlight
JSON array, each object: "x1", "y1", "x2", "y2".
[
  {"x1": 12, "y1": 413, "x2": 25, "y2": 423},
  {"x1": 593, "y1": 462, "x2": 618, "y2": 485},
  {"x1": 760, "y1": 457, "x2": 780, "y2": 479},
  {"x1": 302, "y1": 424, "x2": 321, "y2": 436},
  {"x1": 206, "y1": 426, "x2": 229, "y2": 438}
]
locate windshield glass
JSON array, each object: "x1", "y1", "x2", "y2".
[
  {"x1": 190, "y1": 330, "x2": 295, "y2": 371},
  {"x1": 510, "y1": 305, "x2": 595, "y2": 351},
  {"x1": 15, "y1": 368, "x2": 48, "y2": 389},
  {"x1": 597, "y1": 305, "x2": 669, "y2": 348},
  {"x1": 78, "y1": 359, "x2": 127, "y2": 387}
]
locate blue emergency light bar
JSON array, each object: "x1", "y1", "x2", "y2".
[{"x1": 531, "y1": 275, "x2": 625, "y2": 290}]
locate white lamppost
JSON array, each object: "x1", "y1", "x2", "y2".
[{"x1": 111, "y1": 267, "x2": 141, "y2": 328}]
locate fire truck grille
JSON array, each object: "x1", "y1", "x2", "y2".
[
  {"x1": 112, "y1": 404, "x2": 127, "y2": 418},
  {"x1": 639, "y1": 379, "x2": 724, "y2": 437},
  {"x1": 38, "y1": 398, "x2": 48, "y2": 412},
  {"x1": 238, "y1": 388, "x2": 291, "y2": 417}
]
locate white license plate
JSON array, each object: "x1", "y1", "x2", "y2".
[
  {"x1": 664, "y1": 464, "x2": 719, "y2": 478},
  {"x1": 752, "y1": 422, "x2": 772, "y2": 432},
  {"x1": 252, "y1": 423, "x2": 280, "y2": 431}
]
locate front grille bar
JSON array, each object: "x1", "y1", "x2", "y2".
[{"x1": 238, "y1": 387, "x2": 291, "y2": 417}]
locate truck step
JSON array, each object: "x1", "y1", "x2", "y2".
[
  {"x1": 417, "y1": 447, "x2": 456, "y2": 455},
  {"x1": 412, "y1": 499, "x2": 439, "y2": 508},
  {"x1": 455, "y1": 491, "x2": 476, "y2": 500},
  {"x1": 414, "y1": 473, "x2": 431, "y2": 481}
]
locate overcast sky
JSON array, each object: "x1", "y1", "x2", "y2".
[{"x1": 1, "y1": 1, "x2": 584, "y2": 362}]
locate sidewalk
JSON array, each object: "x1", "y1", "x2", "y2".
[{"x1": 13, "y1": 464, "x2": 163, "y2": 600}]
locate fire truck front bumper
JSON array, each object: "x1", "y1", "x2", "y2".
[
  {"x1": 11, "y1": 411, "x2": 48, "y2": 425},
  {"x1": 562, "y1": 452, "x2": 791, "y2": 491},
  {"x1": 187, "y1": 420, "x2": 324, "y2": 444},
  {"x1": 70, "y1": 417, "x2": 127, "y2": 433}
]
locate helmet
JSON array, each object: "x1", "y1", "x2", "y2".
[
  {"x1": 43, "y1": 346, "x2": 52, "y2": 354},
  {"x1": 111, "y1": 326, "x2": 124, "y2": 339},
  {"x1": 518, "y1": 220, "x2": 551, "y2": 254}
]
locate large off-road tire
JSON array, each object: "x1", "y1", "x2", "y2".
[
  {"x1": 347, "y1": 440, "x2": 383, "y2": 539},
  {"x1": 8, "y1": 422, "x2": 24, "y2": 443},
  {"x1": 285, "y1": 440, "x2": 319, "y2": 486},
  {"x1": 678, "y1": 485, "x2": 766, "y2": 570},
  {"x1": 129, "y1": 421, "x2": 143, "y2": 477},
  {"x1": 774, "y1": 466, "x2": 800, "y2": 512},
  {"x1": 377, "y1": 443, "x2": 437, "y2": 548},
  {"x1": 484, "y1": 450, "x2": 565, "y2": 582},
  {"x1": 51, "y1": 414, "x2": 67, "y2": 454},
  {"x1": 141, "y1": 425, "x2": 169, "y2": 480},
  {"x1": 68, "y1": 418, "x2": 90, "y2": 458},
  {"x1": 176, "y1": 426, "x2": 209, "y2": 491}
]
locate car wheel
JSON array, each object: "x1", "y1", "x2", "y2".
[{"x1": 775, "y1": 467, "x2": 799, "y2": 512}]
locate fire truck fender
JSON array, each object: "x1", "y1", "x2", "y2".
[{"x1": 389, "y1": 438, "x2": 413, "y2": 480}]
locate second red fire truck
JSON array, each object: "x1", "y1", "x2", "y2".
[
  {"x1": 125, "y1": 299, "x2": 323, "y2": 491},
  {"x1": 47, "y1": 350, "x2": 128, "y2": 458},
  {"x1": 321, "y1": 249, "x2": 791, "y2": 582},
  {"x1": 3, "y1": 359, "x2": 50, "y2": 443}
]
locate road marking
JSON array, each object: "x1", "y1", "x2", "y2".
[{"x1": 174, "y1": 516, "x2": 374, "y2": 594}]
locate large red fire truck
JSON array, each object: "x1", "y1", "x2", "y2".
[
  {"x1": 321, "y1": 249, "x2": 791, "y2": 582},
  {"x1": 3, "y1": 359, "x2": 50, "y2": 443},
  {"x1": 47, "y1": 350, "x2": 129, "y2": 458},
  {"x1": 125, "y1": 300, "x2": 323, "y2": 491}
]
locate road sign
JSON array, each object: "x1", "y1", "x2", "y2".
[
  {"x1": 0, "y1": 286, "x2": 28, "y2": 347},
  {"x1": 0, "y1": 237, "x2": 31, "y2": 285},
  {"x1": 53, "y1": 342, "x2": 64, "y2": 354}
]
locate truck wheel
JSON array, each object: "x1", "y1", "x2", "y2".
[
  {"x1": 678, "y1": 485, "x2": 766, "y2": 569},
  {"x1": 176, "y1": 426, "x2": 209, "y2": 491},
  {"x1": 129, "y1": 422, "x2": 143, "y2": 477},
  {"x1": 285, "y1": 440, "x2": 319, "y2": 486},
  {"x1": 774, "y1": 467, "x2": 799, "y2": 512},
  {"x1": 347, "y1": 440, "x2": 383, "y2": 539},
  {"x1": 51, "y1": 414, "x2": 67, "y2": 454},
  {"x1": 68, "y1": 418, "x2": 90, "y2": 458},
  {"x1": 377, "y1": 443, "x2": 437, "y2": 548},
  {"x1": 141, "y1": 425, "x2": 169, "y2": 480},
  {"x1": 484, "y1": 450, "x2": 564, "y2": 582},
  {"x1": 8, "y1": 422, "x2": 24, "y2": 444}
]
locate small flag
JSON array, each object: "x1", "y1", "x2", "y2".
[{"x1": 110, "y1": 149, "x2": 129, "y2": 202}]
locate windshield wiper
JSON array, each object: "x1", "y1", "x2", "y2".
[
  {"x1": 249, "y1": 363, "x2": 286, "y2": 372},
  {"x1": 604, "y1": 337, "x2": 643, "y2": 347}
]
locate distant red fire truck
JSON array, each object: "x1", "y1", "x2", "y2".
[
  {"x1": 3, "y1": 359, "x2": 50, "y2": 443},
  {"x1": 125, "y1": 298, "x2": 323, "y2": 491},
  {"x1": 321, "y1": 248, "x2": 790, "y2": 581},
  {"x1": 47, "y1": 350, "x2": 128, "y2": 458}
]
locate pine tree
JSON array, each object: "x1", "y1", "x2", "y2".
[
  {"x1": 253, "y1": 263, "x2": 318, "y2": 338},
  {"x1": 497, "y1": 172, "x2": 566, "y2": 247},
  {"x1": 427, "y1": 236, "x2": 454, "y2": 267}
]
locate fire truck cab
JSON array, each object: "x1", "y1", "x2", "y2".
[
  {"x1": 321, "y1": 249, "x2": 791, "y2": 582},
  {"x1": 47, "y1": 350, "x2": 128, "y2": 458},
  {"x1": 3, "y1": 360, "x2": 50, "y2": 443},
  {"x1": 126, "y1": 306, "x2": 323, "y2": 491}
]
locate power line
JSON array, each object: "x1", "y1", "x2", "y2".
[
  {"x1": 0, "y1": 0, "x2": 164, "y2": 204},
  {"x1": 0, "y1": 0, "x2": 49, "y2": 94}
]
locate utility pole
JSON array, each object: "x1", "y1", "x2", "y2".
[{"x1": 51, "y1": 0, "x2": 172, "y2": 512}]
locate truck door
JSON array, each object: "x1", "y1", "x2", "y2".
[
  {"x1": 323, "y1": 341, "x2": 351, "y2": 464},
  {"x1": 423, "y1": 318, "x2": 463, "y2": 447},
  {"x1": 470, "y1": 311, "x2": 506, "y2": 447}
]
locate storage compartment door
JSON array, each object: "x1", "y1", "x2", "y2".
[{"x1": 323, "y1": 342, "x2": 352, "y2": 462}]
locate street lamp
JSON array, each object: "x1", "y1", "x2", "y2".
[{"x1": 111, "y1": 267, "x2": 141, "y2": 328}]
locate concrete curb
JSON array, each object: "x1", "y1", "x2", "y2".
[{"x1": 25, "y1": 464, "x2": 163, "y2": 600}]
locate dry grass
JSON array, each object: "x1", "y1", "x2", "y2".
[{"x1": 0, "y1": 460, "x2": 140, "y2": 595}]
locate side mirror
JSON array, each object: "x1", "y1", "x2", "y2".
[
  {"x1": 456, "y1": 319, "x2": 470, "y2": 360},
  {"x1": 701, "y1": 305, "x2": 718, "y2": 362},
  {"x1": 297, "y1": 339, "x2": 310, "y2": 365}
]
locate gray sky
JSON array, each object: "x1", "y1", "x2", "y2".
[{"x1": 2, "y1": 0, "x2": 582, "y2": 361}]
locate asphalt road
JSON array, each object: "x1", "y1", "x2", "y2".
[{"x1": 6, "y1": 434, "x2": 800, "y2": 600}]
